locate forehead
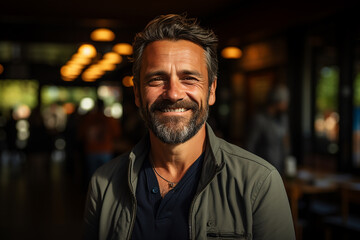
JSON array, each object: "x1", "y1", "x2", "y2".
[{"x1": 140, "y1": 40, "x2": 207, "y2": 72}]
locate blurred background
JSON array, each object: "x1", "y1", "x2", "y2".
[{"x1": 1, "y1": 0, "x2": 360, "y2": 239}]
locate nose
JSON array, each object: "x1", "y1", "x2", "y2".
[{"x1": 163, "y1": 77, "x2": 185, "y2": 102}]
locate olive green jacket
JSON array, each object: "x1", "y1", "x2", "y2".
[{"x1": 84, "y1": 123, "x2": 295, "y2": 240}]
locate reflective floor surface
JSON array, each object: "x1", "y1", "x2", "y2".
[{"x1": 0, "y1": 150, "x2": 87, "y2": 240}]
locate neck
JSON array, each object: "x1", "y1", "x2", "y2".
[{"x1": 149, "y1": 124, "x2": 207, "y2": 179}]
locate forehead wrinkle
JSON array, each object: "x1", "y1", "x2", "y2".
[{"x1": 140, "y1": 40, "x2": 208, "y2": 80}]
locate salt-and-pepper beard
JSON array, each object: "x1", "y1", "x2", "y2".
[{"x1": 139, "y1": 94, "x2": 209, "y2": 144}]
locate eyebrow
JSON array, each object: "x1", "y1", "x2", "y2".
[
  {"x1": 144, "y1": 71, "x2": 168, "y2": 80},
  {"x1": 144, "y1": 70, "x2": 203, "y2": 79},
  {"x1": 179, "y1": 70, "x2": 203, "y2": 78}
]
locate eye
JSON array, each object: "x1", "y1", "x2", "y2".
[
  {"x1": 181, "y1": 76, "x2": 199, "y2": 84},
  {"x1": 147, "y1": 76, "x2": 165, "y2": 86}
]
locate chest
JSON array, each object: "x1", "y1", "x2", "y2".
[{"x1": 189, "y1": 179, "x2": 253, "y2": 240}]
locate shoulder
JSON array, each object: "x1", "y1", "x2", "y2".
[
  {"x1": 217, "y1": 137, "x2": 275, "y2": 172},
  {"x1": 213, "y1": 137, "x2": 282, "y2": 193},
  {"x1": 215, "y1": 138, "x2": 285, "y2": 202},
  {"x1": 207, "y1": 123, "x2": 275, "y2": 175},
  {"x1": 89, "y1": 152, "x2": 130, "y2": 191}
]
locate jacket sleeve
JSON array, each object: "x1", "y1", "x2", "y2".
[
  {"x1": 83, "y1": 176, "x2": 101, "y2": 240},
  {"x1": 251, "y1": 170, "x2": 295, "y2": 240}
]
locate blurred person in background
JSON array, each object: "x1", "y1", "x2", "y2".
[
  {"x1": 78, "y1": 99, "x2": 121, "y2": 182},
  {"x1": 247, "y1": 84, "x2": 291, "y2": 174},
  {"x1": 3, "y1": 108, "x2": 22, "y2": 167},
  {"x1": 84, "y1": 14, "x2": 294, "y2": 240},
  {"x1": 26, "y1": 106, "x2": 52, "y2": 179}
]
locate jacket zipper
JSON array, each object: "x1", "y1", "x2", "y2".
[{"x1": 188, "y1": 164, "x2": 223, "y2": 240}]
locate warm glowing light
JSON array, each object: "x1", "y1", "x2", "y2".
[
  {"x1": 82, "y1": 67, "x2": 104, "y2": 82},
  {"x1": 62, "y1": 76, "x2": 76, "y2": 82},
  {"x1": 12, "y1": 105, "x2": 31, "y2": 120},
  {"x1": 0, "y1": 64, "x2": 4, "y2": 75},
  {"x1": 90, "y1": 28, "x2": 115, "y2": 42},
  {"x1": 325, "y1": 117, "x2": 337, "y2": 131},
  {"x1": 84, "y1": 66, "x2": 104, "y2": 77},
  {"x1": 60, "y1": 63, "x2": 83, "y2": 81},
  {"x1": 82, "y1": 72, "x2": 98, "y2": 82},
  {"x1": 103, "y1": 52, "x2": 122, "y2": 64},
  {"x1": 82, "y1": 76, "x2": 97, "y2": 82},
  {"x1": 78, "y1": 44, "x2": 97, "y2": 58},
  {"x1": 97, "y1": 60, "x2": 116, "y2": 71},
  {"x1": 221, "y1": 47, "x2": 242, "y2": 59},
  {"x1": 122, "y1": 76, "x2": 134, "y2": 87},
  {"x1": 113, "y1": 43, "x2": 133, "y2": 55},
  {"x1": 315, "y1": 118, "x2": 324, "y2": 131},
  {"x1": 60, "y1": 65, "x2": 82, "y2": 78},
  {"x1": 63, "y1": 102, "x2": 75, "y2": 114},
  {"x1": 70, "y1": 54, "x2": 93, "y2": 65}
]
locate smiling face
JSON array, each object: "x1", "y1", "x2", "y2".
[{"x1": 134, "y1": 40, "x2": 216, "y2": 144}]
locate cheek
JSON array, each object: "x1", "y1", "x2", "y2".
[
  {"x1": 142, "y1": 88, "x2": 162, "y2": 106},
  {"x1": 186, "y1": 88, "x2": 208, "y2": 106}
]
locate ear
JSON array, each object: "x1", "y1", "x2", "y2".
[
  {"x1": 133, "y1": 83, "x2": 141, "y2": 107},
  {"x1": 208, "y1": 78, "x2": 217, "y2": 106}
]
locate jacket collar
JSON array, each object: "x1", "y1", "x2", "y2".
[
  {"x1": 205, "y1": 122, "x2": 223, "y2": 167},
  {"x1": 128, "y1": 132, "x2": 150, "y2": 193},
  {"x1": 197, "y1": 123, "x2": 225, "y2": 190}
]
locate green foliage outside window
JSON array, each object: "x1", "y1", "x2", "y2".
[
  {"x1": 0, "y1": 80, "x2": 38, "y2": 114},
  {"x1": 316, "y1": 66, "x2": 339, "y2": 112},
  {"x1": 41, "y1": 86, "x2": 97, "y2": 106},
  {"x1": 354, "y1": 73, "x2": 360, "y2": 107}
]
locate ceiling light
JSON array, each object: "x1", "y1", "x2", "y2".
[
  {"x1": 98, "y1": 60, "x2": 116, "y2": 71},
  {"x1": 70, "y1": 53, "x2": 93, "y2": 65},
  {"x1": 60, "y1": 65, "x2": 82, "y2": 78},
  {"x1": 78, "y1": 44, "x2": 97, "y2": 58},
  {"x1": 103, "y1": 52, "x2": 122, "y2": 64},
  {"x1": 91, "y1": 28, "x2": 115, "y2": 42},
  {"x1": 82, "y1": 73, "x2": 97, "y2": 82},
  {"x1": 221, "y1": 47, "x2": 242, "y2": 59},
  {"x1": 81, "y1": 66, "x2": 104, "y2": 82},
  {"x1": 113, "y1": 43, "x2": 133, "y2": 55}
]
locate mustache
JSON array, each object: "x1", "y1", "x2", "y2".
[{"x1": 150, "y1": 99, "x2": 199, "y2": 112}]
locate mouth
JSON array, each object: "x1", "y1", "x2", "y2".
[
  {"x1": 150, "y1": 99, "x2": 198, "y2": 115},
  {"x1": 161, "y1": 108, "x2": 188, "y2": 113}
]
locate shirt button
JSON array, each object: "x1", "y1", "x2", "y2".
[
  {"x1": 207, "y1": 220, "x2": 215, "y2": 227},
  {"x1": 151, "y1": 187, "x2": 159, "y2": 194}
]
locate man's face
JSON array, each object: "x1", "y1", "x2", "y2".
[{"x1": 134, "y1": 40, "x2": 216, "y2": 144}]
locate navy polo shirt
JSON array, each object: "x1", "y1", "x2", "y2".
[{"x1": 132, "y1": 152, "x2": 204, "y2": 240}]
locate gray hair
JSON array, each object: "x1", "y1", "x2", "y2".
[{"x1": 132, "y1": 14, "x2": 218, "y2": 87}]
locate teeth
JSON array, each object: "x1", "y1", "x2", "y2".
[{"x1": 163, "y1": 108, "x2": 186, "y2": 112}]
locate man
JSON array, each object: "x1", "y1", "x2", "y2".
[
  {"x1": 247, "y1": 84, "x2": 291, "y2": 174},
  {"x1": 84, "y1": 14, "x2": 295, "y2": 240}
]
